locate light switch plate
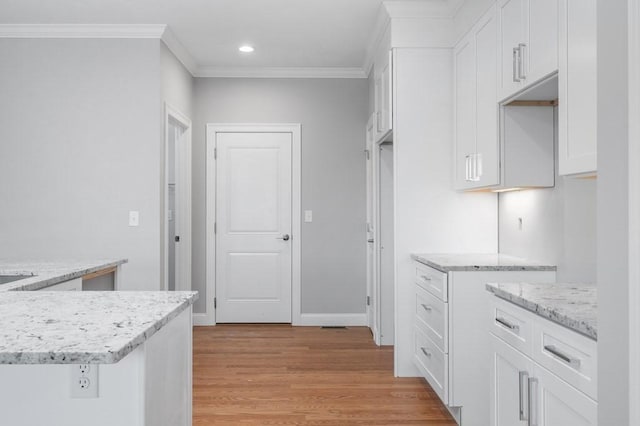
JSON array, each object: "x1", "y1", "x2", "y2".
[
  {"x1": 304, "y1": 210, "x2": 313, "y2": 223},
  {"x1": 129, "y1": 211, "x2": 139, "y2": 227}
]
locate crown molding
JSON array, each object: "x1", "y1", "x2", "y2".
[
  {"x1": 0, "y1": 24, "x2": 166, "y2": 38},
  {"x1": 160, "y1": 27, "x2": 198, "y2": 76},
  {"x1": 195, "y1": 66, "x2": 367, "y2": 79}
]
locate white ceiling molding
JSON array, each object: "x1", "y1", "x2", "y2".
[
  {"x1": 160, "y1": 27, "x2": 198, "y2": 76},
  {"x1": 195, "y1": 66, "x2": 367, "y2": 79},
  {"x1": 0, "y1": 24, "x2": 166, "y2": 39}
]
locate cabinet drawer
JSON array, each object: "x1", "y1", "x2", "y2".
[
  {"x1": 413, "y1": 326, "x2": 449, "y2": 405},
  {"x1": 415, "y1": 285, "x2": 448, "y2": 352},
  {"x1": 415, "y1": 263, "x2": 448, "y2": 302},
  {"x1": 532, "y1": 318, "x2": 597, "y2": 400},
  {"x1": 489, "y1": 296, "x2": 533, "y2": 356}
]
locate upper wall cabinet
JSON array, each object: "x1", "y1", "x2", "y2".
[
  {"x1": 374, "y1": 28, "x2": 393, "y2": 142},
  {"x1": 498, "y1": 0, "x2": 559, "y2": 101},
  {"x1": 558, "y1": 0, "x2": 597, "y2": 176},
  {"x1": 454, "y1": 4, "x2": 500, "y2": 190}
]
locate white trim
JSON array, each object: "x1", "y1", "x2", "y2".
[
  {"x1": 195, "y1": 66, "x2": 366, "y2": 79},
  {"x1": 160, "y1": 27, "x2": 198, "y2": 76},
  {"x1": 363, "y1": 5, "x2": 392, "y2": 76},
  {"x1": 296, "y1": 314, "x2": 368, "y2": 327},
  {"x1": 163, "y1": 103, "x2": 192, "y2": 296},
  {"x1": 192, "y1": 313, "x2": 210, "y2": 327},
  {"x1": 205, "y1": 123, "x2": 302, "y2": 326},
  {"x1": 629, "y1": 0, "x2": 640, "y2": 423},
  {"x1": 0, "y1": 24, "x2": 166, "y2": 38}
]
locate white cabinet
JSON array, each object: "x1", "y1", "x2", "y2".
[
  {"x1": 412, "y1": 260, "x2": 555, "y2": 425},
  {"x1": 374, "y1": 49, "x2": 393, "y2": 142},
  {"x1": 498, "y1": 0, "x2": 559, "y2": 101},
  {"x1": 454, "y1": 4, "x2": 500, "y2": 190},
  {"x1": 558, "y1": 0, "x2": 597, "y2": 176},
  {"x1": 489, "y1": 296, "x2": 598, "y2": 426},
  {"x1": 39, "y1": 277, "x2": 82, "y2": 291},
  {"x1": 455, "y1": 4, "x2": 555, "y2": 191}
]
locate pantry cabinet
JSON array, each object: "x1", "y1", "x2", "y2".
[
  {"x1": 498, "y1": 0, "x2": 559, "y2": 101},
  {"x1": 558, "y1": 0, "x2": 597, "y2": 176}
]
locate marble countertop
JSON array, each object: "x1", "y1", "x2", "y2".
[
  {"x1": 411, "y1": 253, "x2": 556, "y2": 273},
  {"x1": 0, "y1": 291, "x2": 198, "y2": 364},
  {"x1": 486, "y1": 282, "x2": 597, "y2": 340},
  {"x1": 0, "y1": 259, "x2": 127, "y2": 291}
]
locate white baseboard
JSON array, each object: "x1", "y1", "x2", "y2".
[
  {"x1": 295, "y1": 313, "x2": 368, "y2": 326},
  {"x1": 192, "y1": 312, "x2": 215, "y2": 326}
]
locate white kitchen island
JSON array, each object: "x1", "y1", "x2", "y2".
[{"x1": 0, "y1": 291, "x2": 197, "y2": 426}]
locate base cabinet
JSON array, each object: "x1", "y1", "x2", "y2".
[{"x1": 489, "y1": 296, "x2": 597, "y2": 426}]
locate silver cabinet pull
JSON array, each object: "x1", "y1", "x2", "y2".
[
  {"x1": 420, "y1": 275, "x2": 432, "y2": 282},
  {"x1": 421, "y1": 304, "x2": 432, "y2": 312},
  {"x1": 495, "y1": 316, "x2": 520, "y2": 331},
  {"x1": 465, "y1": 155, "x2": 471, "y2": 181},
  {"x1": 519, "y1": 371, "x2": 529, "y2": 421},
  {"x1": 367, "y1": 239, "x2": 374, "y2": 243},
  {"x1": 276, "y1": 234, "x2": 290, "y2": 241},
  {"x1": 513, "y1": 47, "x2": 520, "y2": 82},
  {"x1": 420, "y1": 347, "x2": 432, "y2": 358},
  {"x1": 518, "y1": 43, "x2": 527, "y2": 80},
  {"x1": 528, "y1": 377, "x2": 538, "y2": 426},
  {"x1": 475, "y1": 153, "x2": 483, "y2": 180},
  {"x1": 544, "y1": 345, "x2": 581, "y2": 368}
]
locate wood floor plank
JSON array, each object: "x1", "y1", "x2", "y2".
[{"x1": 193, "y1": 325, "x2": 456, "y2": 425}]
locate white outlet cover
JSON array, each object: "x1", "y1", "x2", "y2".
[
  {"x1": 70, "y1": 364, "x2": 99, "y2": 398},
  {"x1": 129, "y1": 211, "x2": 140, "y2": 227},
  {"x1": 304, "y1": 210, "x2": 313, "y2": 223}
]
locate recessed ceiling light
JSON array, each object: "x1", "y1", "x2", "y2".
[{"x1": 239, "y1": 45, "x2": 255, "y2": 53}]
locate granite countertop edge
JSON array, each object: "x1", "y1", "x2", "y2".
[
  {"x1": 486, "y1": 283, "x2": 597, "y2": 341},
  {"x1": 0, "y1": 292, "x2": 198, "y2": 365},
  {"x1": 1, "y1": 259, "x2": 128, "y2": 292},
  {"x1": 411, "y1": 253, "x2": 557, "y2": 273}
]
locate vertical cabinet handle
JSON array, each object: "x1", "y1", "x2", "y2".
[
  {"x1": 475, "y1": 153, "x2": 483, "y2": 180},
  {"x1": 513, "y1": 47, "x2": 520, "y2": 82},
  {"x1": 528, "y1": 377, "x2": 538, "y2": 426},
  {"x1": 518, "y1": 43, "x2": 527, "y2": 80},
  {"x1": 518, "y1": 371, "x2": 529, "y2": 421},
  {"x1": 465, "y1": 155, "x2": 470, "y2": 181}
]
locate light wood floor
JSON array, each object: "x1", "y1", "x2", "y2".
[{"x1": 193, "y1": 324, "x2": 456, "y2": 425}]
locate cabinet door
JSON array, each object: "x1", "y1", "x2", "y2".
[
  {"x1": 490, "y1": 335, "x2": 532, "y2": 426},
  {"x1": 558, "y1": 0, "x2": 597, "y2": 175},
  {"x1": 498, "y1": 0, "x2": 527, "y2": 99},
  {"x1": 531, "y1": 364, "x2": 597, "y2": 425},
  {"x1": 454, "y1": 36, "x2": 477, "y2": 190},
  {"x1": 374, "y1": 51, "x2": 392, "y2": 141},
  {"x1": 475, "y1": 6, "x2": 500, "y2": 187},
  {"x1": 527, "y1": 0, "x2": 559, "y2": 83}
]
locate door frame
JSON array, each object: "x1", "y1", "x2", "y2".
[
  {"x1": 163, "y1": 103, "x2": 192, "y2": 293},
  {"x1": 365, "y1": 113, "x2": 379, "y2": 343},
  {"x1": 204, "y1": 123, "x2": 302, "y2": 326}
]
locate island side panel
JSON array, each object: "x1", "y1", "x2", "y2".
[
  {"x1": 0, "y1": 347, "x2": 146, "y2": 426},
  {"x1": 144, "y1": 306, "x2": 193, "y2": 426}
]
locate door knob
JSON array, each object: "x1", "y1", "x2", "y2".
[{"x1": 277, "y1": 234, "x2": 290, "y2": 241}]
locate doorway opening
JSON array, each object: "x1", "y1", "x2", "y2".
[{"x1": 377, "y1": 141, "x2": 395, "y2": 346}]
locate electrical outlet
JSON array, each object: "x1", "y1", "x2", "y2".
[
  {"x1": 129, "y1": 211, "x2": 140, "y2": 227},
  {"x1": 70, "y1": 364, "x2": 99, "y2": 398}
]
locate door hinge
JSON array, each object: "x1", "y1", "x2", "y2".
[
  {"x1": 367, "y1": 296, "x2": 371, "y2": 306},
  {"x1": 214, "y1": 297, "x2": 217, "y2": 309},
  {"x1": 174, "y1": 235, "x2": 180, "y2": 242},
  {"x1": 365, "y1": 149, "x2": 370, "y2": 160},
  {"x1": 214, "y1": 147, "x2": 217, "y2": 159}
]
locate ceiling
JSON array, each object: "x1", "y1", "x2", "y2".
[{"x1": 0, "y1": 0, "x2": 464, "y2": 76}]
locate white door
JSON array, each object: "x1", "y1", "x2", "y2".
[
  {"x1": 365, "y1": 114, "x2": 377, "y2": 340},
  {"x1": 215, "y1": 131, "x2": 292, "y2": 323},
  {"x1": 490, "y1": 334, "x2": 533, "y2": 426},
  {"x1": 532, "y1": 364, "x2": 597, "y2": 426},
  {"x1": 378, "y1": 142, "x2": 394, "y2": 346}
]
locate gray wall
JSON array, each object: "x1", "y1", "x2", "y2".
[
  {"x1": 498, "y1": 136, "x2": 597, "y2": 283},
  {"x1": 0, "y1": 38, "x2": 163, "y2": 290},
  {"x1": 597, "y1": 0, "x2": 630, "y2": 423},
  {"x1": 192, "y1": 78, "x2": 368, "y2": 314},
  {"x1": 161, "y1": 43, "x2": 194, "y2": 118}
]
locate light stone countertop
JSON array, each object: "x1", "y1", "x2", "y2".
[
  {"x1": 486, "y1": 282, "x2": 597, "y2": 340},
  {"x1": 0, "y1": 259, "x2": 127, "y2": 291},
  {"x1": 411, "y1": 253, "x2": 556, "y2": 273},
  {"x1": 0, "y1": 291, "x2": 198, "y2": 364}
]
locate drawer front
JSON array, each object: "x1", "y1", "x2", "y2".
[
  {"x1": 415, "y1": 285, "x2": 448, "y2": 352},
  {"x1": 415, "y1": 262, "x2": 448, "y2": 302},
  {"x1": 532, "y1": 318, "x2": 597, "y2": 400},
  {"x1": 413, "y1": 326, "x2": 449, "y2": 405},
  {"x1": 489, "y1": 296, "x2": 533, "y2": 357}
]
